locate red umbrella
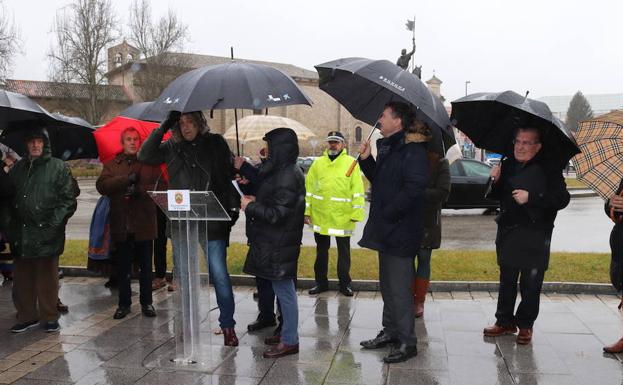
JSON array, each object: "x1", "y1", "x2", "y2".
[
  {"x1": 93, "y1": 116, "x2": 168, "y2": 163},
  {"x1": 93, "y1": 116, "x2": 170, "y2": 182}
]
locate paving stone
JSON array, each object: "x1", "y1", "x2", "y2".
[{"x1": 386, "y1": 368, "x2": 451, "y2": 385}]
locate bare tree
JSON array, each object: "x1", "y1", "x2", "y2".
[
  {"x1": 48, "y1": 0, "x2": 119, "y2": 124},
  {"x1": 128, "y1": 0, "x2": 191, "y2": 101},
  {"x1": 0, "y1": 0, "x2": 21, "y2": 83}
]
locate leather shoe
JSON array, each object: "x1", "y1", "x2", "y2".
[
  {"x1": 360, "y1": 330, "x2": 399, "y2": 349},
  {"x1": 308, "y1": 285, "x2": 328, "y2": 295},
  {"x1": 263, "y1": 342, "x2": 299, "y2": 358},
  {"x1": 516, "y1": 328, "x2": 533, "y2": 345},
  {"x1": 483, "y1": 323, "x2": 517, "y2": 337},
  {"x1": 264, "y1": 334, "x2": 281, "y2": 346},
  {"x1": 141, "y1": 304, "x2": 156, "y2": 317},
  {"x1": 113, "y1": 307, "x2": 131, "y2": 319},
  {"x1": 339, "y1": 285, "x2": 354, "y2": 297},
  {"x1": 604, "y1": 337, "x2": 623, "y2": 353},
  {"x1": 247, "y1": 317, "x2": 277, "y2": 332},
  {"x1": 383, "y1": 343, "x2": 417, "y2": 363},
  {"x1": 223, "y1": 327, "x2": 239, "y2": 347}
]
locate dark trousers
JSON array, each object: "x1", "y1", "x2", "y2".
[
  {"x1": 495, "y1": 265, "x2": 545, "y2": 329},
  {"x1": 256, "y1": 276, "x2": 283, "y2": 328},
  {"x1": 379, "y1": 252, "x2": 416, "y2": 346},
  {"x1": 116, "y1": 236, "x2": 153, "y2": 308},
  {"x1": 153, "y1": 210, "x2": 167, "y2": 279},
  {"x1": 13, "y1": 257, "x2": 59, "y2": 322},
  {"x1": 313, "y1": 233, "x2": 351, "y2": 287}
]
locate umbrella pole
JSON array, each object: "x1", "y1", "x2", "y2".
[
  {"x1": 234, "y1": 109, "x2": 240, "y2": 156},
  {"x1": 346, "y1": 122, "x2": 379, "y2": 177}
]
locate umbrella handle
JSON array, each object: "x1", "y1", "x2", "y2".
[
  {"x1": 345, "y1": 157, "x2": 358, "y2": 177},
  {"x1": 611, "y1": 191, "x2": 623, "y2": 224}
]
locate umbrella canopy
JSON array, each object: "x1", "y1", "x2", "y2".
[
  {"x1": 573, "y1": 110, "x2": 623, "y2": 200},
  {"x1": 0, "y1": 89, "x2": 52, "y2": 128},
  {"x1": 315, "y1": 57, "x2": 455, "y2": 154},
  {"x1": 119, "y1": 101, "x2": 165, "y2": 122},
  {"x1": 144, "y1": 61, "x2": 312, "y2": 116},
  {"x1": 451, "y1": 91, "x2": 580, "y2": 169},
  {"x1": 93, "y1": 116, "x2": 167, "y2": 163},
  {"x1": 222, "y1": 115, "x2": 315, "y2": 144},
  {"x1": 0, "y1": 112, "x2": 97, "y2": 160}
]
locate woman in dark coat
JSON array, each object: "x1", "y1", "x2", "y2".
[
  {"x1": 241, "y1": 127, "x2": 305, "y2": 359},
  {"x1": 96, "y1": 127, "x2": 161, "y2": 319},
  {"x1": 405, "y1": 121, "x2": 451, "y2": 318},
  {"x1": 603, "y1": 179, "x2": 623, "y2": 353}
]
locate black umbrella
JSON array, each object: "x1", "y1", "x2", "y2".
[
  {"x1": 451, "y1": 91, "x2": 580, "y2": 168},
  {"x1": 119, "y1": 101, "x2": 164, "y2": 122},
  {"x1": 315, "y1": 57, "x2": 455, "y2": 156},
  {"x1": 0, "y1": 113, "x2": 97, "y2": 160},
  {"x1": 144, "y1": 61, "x2": 313, "y2": 154},
  {"x1": 0, "y1": 89, "x2": 52, "y2": 127}
]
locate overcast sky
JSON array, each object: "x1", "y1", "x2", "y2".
[{"x1": 4, "y1": 0, "x2": 622, "y2": 103}]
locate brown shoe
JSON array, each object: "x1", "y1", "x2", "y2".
[
  {"x1": 483, "y1": 323, "x2": 517, "y2": 337},
  {"x1": 167, "y1": 281, "x2": 176, "y2": 292},
  {"x1": 262, "y1": 342, "x2": 299, "y2": 358},
  {"x1": 516, "y1": 328, "x2": 533, "y2": 345},
  {"x1": 57, "y1": 299, "x2": 68, "y2": 313},
  {"x1": 223, "y1": 327, "x2": 239, "y2": 347},
  {"x1": 604, "y1": 337, "x2": 623, "y2": 353},
  {"x1": 152, "y1": 278, "x2": 166, "y2": 290},
  {"x1": 264, "y1": 334, "x2": 281, "y2": 346}
]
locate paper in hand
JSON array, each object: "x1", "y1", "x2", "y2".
[{"x1": 231, "y1": 180, "x2": 244, "y2": 197}]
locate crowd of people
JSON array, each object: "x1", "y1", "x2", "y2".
[{"x1": 1, "y1": 100, "x2": 623, "y2": 363}]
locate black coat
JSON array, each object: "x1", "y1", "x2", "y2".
[
  {"x1": 605, "y1": 179, "x2": 623, "y2": 291},
  {"x1": 243, "y1": 128, "x2": 305, "y2": 280},
  {"x1": 488, "y1": 156, "x2": 569, "y2": 270},
  {"x1": 138, "y1": 126, "x2": 240, "y2": 241},
  {"x1": 358, "y1": 130, "x2": 429, "y2": 258}
]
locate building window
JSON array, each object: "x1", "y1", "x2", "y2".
[{"x1": 355, "y1": 126, "x2": 362, "y2": 142}]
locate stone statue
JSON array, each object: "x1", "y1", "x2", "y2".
[
  {"x1": 412, "y1": 65, "x2": 422, "y2": 79},
  {"x1": 396, "y1": 38, "x2": 415, "y2": 70}
]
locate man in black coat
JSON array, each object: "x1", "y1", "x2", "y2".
[
  {"x1": 483, "y1": 127, "x2": 569, "y2": 345},
  {"x1": 357, "y1": 102, "x2": 429, "y2": 363}
]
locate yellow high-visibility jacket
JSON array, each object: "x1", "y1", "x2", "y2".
[{"x1": 304, "y1": 149, "x2": 365, "y2": 236}]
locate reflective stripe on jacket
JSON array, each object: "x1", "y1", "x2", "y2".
[{"x1": 304, "y1": 149, "x2": 365, "y2": 236}]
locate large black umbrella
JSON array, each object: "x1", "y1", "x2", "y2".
[
  {"x1": 0, "y1": 113, "x2": 97, "y2": 160},
  {"x1": 0, "y1": 89, "x2": 52, "y2": 127},
  {"x1": 315, "y1": 57, "x2": 455, "y2": 155},
  {"x1": 144, "y1": 61, "x2": 312, "y2": 154},
  {"x1": 451, "y1": 91, "x2": 580, "y2": 168},
  {"x1": 119, "y1": 101, "x2": 164, "y2": 122}
]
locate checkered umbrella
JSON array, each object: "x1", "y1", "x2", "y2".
[{"x1": 573, "y1": 110, "x2": 623, "y2": 200}]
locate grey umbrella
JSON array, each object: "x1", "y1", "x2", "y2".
[
  {"x1": 0, "y1": 89, "x2": 51, "y2": 128},
  {"x1": 144, "y1": 61, "x2": 313, "y2": 154},
  {"x1": 119, "y1": 101, "x2": 165, "y2": 122}
]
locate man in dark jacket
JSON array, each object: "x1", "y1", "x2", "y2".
[
  {"x1": 241, "y1": 127, "x2": 305, "y2": 359},
  {"x1": 97, "y1": 127, "x2": 161, "y2": 319},
  {"x1": 483, "y1": 127, "x2": 569, "y2": 345},
  {"x1": 357, "y1": 102, "x2": 429, "y2": 363},
  {"x1": 138, "y1": 111, "x2": 241, "y2": 346},
  {"x1": 6, "y1": 128, "x2": 77, "y2": 333}
]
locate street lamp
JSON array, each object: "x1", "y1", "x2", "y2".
[{"x1": 465, "y1": 80, "x2": 471, "y2": 96}]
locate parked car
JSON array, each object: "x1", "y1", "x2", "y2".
[
  {"x1": 297, "y1": 157, "x2": 315, "y2": 173},
  {"x1": 444, "y1": 158, "x2": 499, "y2": 210}
]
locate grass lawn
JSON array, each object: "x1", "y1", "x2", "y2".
[
  {"x1": 61, "y1": 240, "x2": 610, "y2": 283},
  {"x1": 565, "y1": 177, "x2": 587, "y2": 189}
]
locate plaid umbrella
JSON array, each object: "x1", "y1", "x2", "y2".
[{"x1": 573, "y1": 110, "x2": 623, "y2": 200}]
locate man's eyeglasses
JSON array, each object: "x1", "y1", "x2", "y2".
[{"x1": 513, "y1": 139, "x2": 539, "y2": 146}]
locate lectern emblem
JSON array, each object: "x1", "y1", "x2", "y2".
[{"x1": 175, "y1": 192, "x2": 183, "y2": 204}]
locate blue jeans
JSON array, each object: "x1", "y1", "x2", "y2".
[
  {"x1": 271, "y1": 279, "x2": 298, "y2": 345},
  {"x1": 172, "y1": 238, "x2": 236, "y2": 329}
]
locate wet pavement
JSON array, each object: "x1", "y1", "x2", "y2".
[
  {"x1": 68, "y1": 180, "x2": 613, "y2": 252},
  {"x1": 1, "y1": 278, "x2": 623, "y2": 384}
]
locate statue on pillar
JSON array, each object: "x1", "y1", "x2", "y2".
[{"x1": 396, "y1": 38, "x2": 415, "y2": 70}]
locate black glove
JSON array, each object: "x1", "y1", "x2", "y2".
[
  {"x1": 128, "y1": 172, "x2": 139, "y2": 184},
  {"x1": 161, "y1": 110, "x2": 181, "y2": 131}
]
